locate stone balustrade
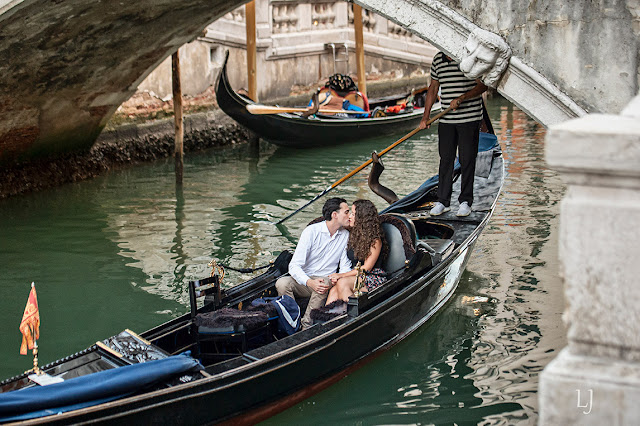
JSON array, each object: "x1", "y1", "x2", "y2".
[
  {"x1": 348, "y1": 4, "x2": 376, "y2": 32},
  {"x1": 311, "y1": 2, "x2": 336, "y2": 30},
  {"x1": 388, "y1": 20, "x2": 413, "y2": 39},
  {"x1": 272, "y1": 3, "x2": 298, "y2": 33},
  {"x1": 223, "y1": 7, "x2": 245, "y2": 23}
]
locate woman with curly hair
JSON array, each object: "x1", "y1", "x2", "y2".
[{"x1": 325, "y1": 199, "x2": 388, "y2": 304}]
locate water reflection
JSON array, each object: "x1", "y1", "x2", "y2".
[
  {"x1": 463, "y1": 105, "x2": 566, "y2": 423},
  {"x1": 261, "y1": 272, "x2": 522, "y2": 425},
  {"x1": 172, "y1": 183, "x2": 187, "y2": 287}
]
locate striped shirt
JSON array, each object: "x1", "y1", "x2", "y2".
[{"x1": 431, "y1": 52, "x2": 483, "y2": 124}]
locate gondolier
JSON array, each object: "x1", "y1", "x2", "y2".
[{"x1": 419, "y1": 51, "x2": 487, "y2": 217}]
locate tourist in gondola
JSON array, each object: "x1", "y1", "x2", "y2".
[
  {"x1": 275, "y1": 197, "x2": 352, "y2": 330},
  {"x1": 325, "y1": 199, "x2": 389, "y2": 304},
  {"x1": 308, "y1": 75, "x2": 368, "y2": 118},
  {"x1": 419, "y1": 51, "x2": 488, "y2": 217}
]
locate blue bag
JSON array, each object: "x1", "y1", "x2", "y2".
[
  {"x1": 342, "y1": 99, "x2": 368, "y2": 118},
  {"x1": 271, "y1": 295, "x2": 300, "y2": 335}
]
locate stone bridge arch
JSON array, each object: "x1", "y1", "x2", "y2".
[{"x1": 0, "y1": 0, "x2": 637, "y2": 165}]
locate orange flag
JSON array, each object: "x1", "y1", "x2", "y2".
[{"x1": 19, "y1": 283, "x2": 40, "y2": 355}]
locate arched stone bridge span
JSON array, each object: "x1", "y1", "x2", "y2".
[{"x1": 0, "y1": 0, "x2": 637, "y2": 165}]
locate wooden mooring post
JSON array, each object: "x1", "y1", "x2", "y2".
[
  {"x1": 172, "y1": 51, "x2": 184, "y2": 184},
  {"x1": 353, "y1": 4, "x2": 366, "y2": 97},
  {"x1": 245, "y1": 1, "x2": 257, "y2": 102}
]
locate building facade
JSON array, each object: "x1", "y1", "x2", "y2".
[{"x1": 137, "y1": 0, "x2": 437, "y2": 101}]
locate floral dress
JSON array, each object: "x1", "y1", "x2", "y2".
[
  {"x1": 347, "y1": 249, "x2": 387, "y2": 291},
  {"x1": 363, "y1": 268, "x2": 387, "y2": 291}
]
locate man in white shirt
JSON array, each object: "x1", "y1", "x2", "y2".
[{"x1": 276, "y1": 197, "x2": 352, "y2": 329}]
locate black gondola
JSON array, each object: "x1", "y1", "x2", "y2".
[
  {"x1": 216, "y1": 51, "x2": 438, "y2": 148},
  {"x1": 0, "y1": 135, "x2": 503, "y2": 424}
]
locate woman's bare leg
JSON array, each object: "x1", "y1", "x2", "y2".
[
  {"x1": 336, "y1": 276, "x2": 357, "y2": 301},
  {"x1": 325, "y1": 285, "x2": 341, "y2": 305}
]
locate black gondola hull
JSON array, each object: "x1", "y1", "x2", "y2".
[
  {"x1": 216, "y1": 52, "x2": 427, "y2": 148},
  {"x1": 25, "y1": 241, "x2": 479, "y2": 426}
]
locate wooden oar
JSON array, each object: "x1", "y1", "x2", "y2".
[
  {"x1": 275, "y1": 106, "x2": 453, "y2": 224},
  {"x1": 412, "y1": 85, "x2": 430, "y2": 96},
  {"x1": 246, "y1": 104, "x2": 366, "y2": 115}
]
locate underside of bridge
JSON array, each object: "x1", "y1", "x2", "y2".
[
  {"x1": 0, "y1": 0, "x2": 237, "y2": 165},
  {"x1": 0, "y1": 0, "x2": 637, "y2": 166}
]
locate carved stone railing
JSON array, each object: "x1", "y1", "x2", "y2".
[
  {"x1": 212, "y1": 2, "x2": 434, "y2": 49},
  {"x1": 223, "y1": 7, "x2": 245, "y2": 23},
  {"x1": 272, "y1": 2, "x2": 299, "y2": 33},
  {"x1": 387, "y1": 20, "x2": 413, "y2": 39},
  {"x1": 348, "y1": 4, "x2": 376, "y2": 32},
  {"x1": 311, "y1": 2, "x2": 336, "y2": 30}
]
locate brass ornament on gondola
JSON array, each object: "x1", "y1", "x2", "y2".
[
  {"x1": 24, "y1": 336, "x2": 42, "y2": 376},
  {"x1": 208, "y1": 259, "x2": 225, "y2": 285},
  {"x1": 371, "y1": 107, "x2": 386, "y2": 118},
  {"x1": 352, "y1": 261, "x2": 365, "y2": 298}
]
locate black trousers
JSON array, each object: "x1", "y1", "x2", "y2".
[{"x1": 437, "y1": 121, "x2": 480, "y2": 207}]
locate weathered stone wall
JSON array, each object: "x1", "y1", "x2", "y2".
[
  {"x1": 357, "y1": 0, "x2": 638, "y2": 121},
  {"x1": 138, "y1": 41, "x2": 216, "y2": 98},
  {"x1": 435, "y1": 0, "x2": 638, "y2": 114}
]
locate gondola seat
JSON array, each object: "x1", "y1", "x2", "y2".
[
  {"x1": 379, "y1": 214, "x2": 417, "y2": 276},
  {"x1": 195, "y1": 309, "x2": 277, "y2": 356}
]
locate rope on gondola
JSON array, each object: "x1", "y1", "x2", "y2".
[
  {"x1": 218, "y1": 253, "x2": 408, "y2": 276},
  {"x1": 221, "y1": 260, "x2": 408, "y2": 276},
  {"x1": 213, "y1": 252, "x2": 293, "y2": 275},
  {"x1": 218, "y1": 262, "x2": 273, "y2": 274}
]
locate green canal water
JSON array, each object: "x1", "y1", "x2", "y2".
[{"x1": 0, "y1": 97, "x2": 565, "y2": 424}]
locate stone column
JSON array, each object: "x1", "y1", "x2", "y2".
[
  {"x1": 255, "y1": 0, "x2": 271, "y2": 39},
  {"x1": 539, "y1": 95, "x2": 640, "y2": 424}
]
